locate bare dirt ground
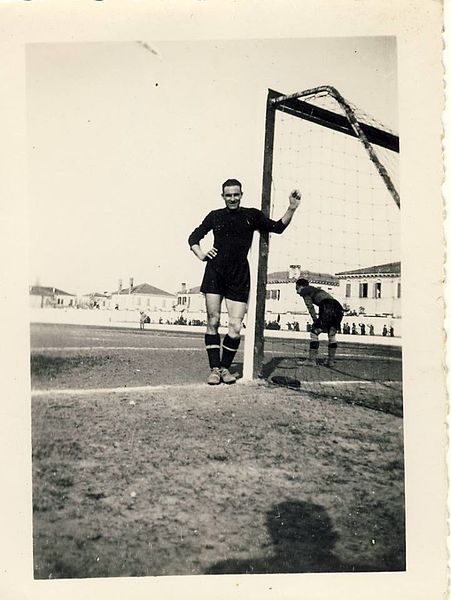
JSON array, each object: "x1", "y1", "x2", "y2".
[{"x1": 31, "y1": 323, "x2": 405, "y2": 578}]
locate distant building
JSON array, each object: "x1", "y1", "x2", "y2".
[
  {"x1": 80, "y1": 292, "x2": 112, "y2": 309},
  {"x1": 175, "y1": 267, "x2": 339, "y2": 317},
  {"x1": 336, "y1": 261, "x2": 401, "y2": 317},
  {"x1": 174, "y1": 266, "x2": 339, "y2": 327},
  {"x1": 265, "y1": 265, "x2": 339, "y2": 318},
  {"x1": 171, "y1": 262, "x2": 401, "y2": 328},
  {"x1": 110, "y1": 282, "x2": 176, "y2": 311},
  {"x1": 175, "y1": 283, "x2": 204, "y2": 313},
  {"x1": 29, "y1": 286, "x2": 76, "y2": 309}
]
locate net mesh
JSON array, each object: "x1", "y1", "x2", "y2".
[{"x1": 261, "y1": 90, "x2": 402, "y2": 415}]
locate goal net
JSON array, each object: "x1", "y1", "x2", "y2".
[{"x1": 247, "y1": 86, "x2": 401, "y2": 416}]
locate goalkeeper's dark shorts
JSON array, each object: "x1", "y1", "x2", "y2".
[
  {"x1": 317, "y1": 299, "x2": 344, "y2": 332},
  {"x1": 200, "y1": 260, "x2": 250, "y2": 303}
]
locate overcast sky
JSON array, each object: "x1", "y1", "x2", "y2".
[{"x1": 27, "y1": 37, "x2": 398, "y2": 295}]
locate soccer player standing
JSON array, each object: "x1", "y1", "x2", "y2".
[
  {"x1": 189, "y1": 178, "x2": 300, "y2": 385},
  {"x1": 295, "y1": 278, "x2": 344, "y2": 367}
]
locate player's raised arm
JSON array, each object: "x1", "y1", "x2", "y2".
[
  {"x1": 280, "y1": 189, "x2": 301, "y2": 226},
  {"x1": 253, "y1": 188, "x2": 301, "y2": 234}
]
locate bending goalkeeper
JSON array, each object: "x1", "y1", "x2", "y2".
[{"x1": 295, "y1": 278, "x2": 344, "y2": 367}]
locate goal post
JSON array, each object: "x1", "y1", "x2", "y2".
[
  {"x1": 243, "y1": 91, "x2": 277, "y2": 381},
  {"x1": 243, "y1": 86, "x2": 400, "y2": 384}
]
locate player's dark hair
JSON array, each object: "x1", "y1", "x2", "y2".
[
  {"x1": 222, "y1": 178, "x2": 242, "y2": 193},
  {"x1": 296, "y1": 278, "x2": 309, "y2": 287}
]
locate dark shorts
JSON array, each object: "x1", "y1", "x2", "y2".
[
  {"x1": 200, "y1": 260, "x2": 250, "y2": 303},
  {"x1": 318, "y1": 299, "x2": 343, "y2": 332}
]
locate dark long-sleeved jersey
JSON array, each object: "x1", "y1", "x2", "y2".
[
  {"x1": 299, "y1": 285, "x2": 334, "y2": 307},
  {"x1": 188, "y1": 207, "x2": 287, "y2": 268},
  {"x1": 298, "y1": 285, "x2": 341, "y2": 323}
]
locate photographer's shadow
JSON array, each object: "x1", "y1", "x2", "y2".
[{"x1": 205, "y1": 500, "x2": 400, "y2": 574}]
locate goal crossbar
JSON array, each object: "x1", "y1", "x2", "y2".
[{"x1": 269, "y1": 87, "x2": 399, "y2": 153}]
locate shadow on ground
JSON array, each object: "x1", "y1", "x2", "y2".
[
  {"x1": 261, "y1": 355, "x2": 401, "y2": 384},
  {"x1": 205, "y1": 500, "x2": 405, "y2": 574},
  {"x1": 261, "y1": 356, "x2": 403, "y2": 417}
]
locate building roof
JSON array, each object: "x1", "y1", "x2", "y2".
[
  {"x1": 267, "y1": 269, "x2": 339, "y2": 286},
  {"x1": 30, "y1": 286, "x2": 74, "y2": 297},
  {"x1": 186, "y1": 285, "x2": 201, "y2": 294},
  {"x1": 177, "y1": 284, "x2": 202, "y2": 294},
  {"x1": 336, "y1": 261, "x2": 401, "y2": 277},
  {"x1": 114, "y1": 283, "x2": 176, "y2": 297},
  {"x1": 83, "y1": 292, "x2": 111, "y2": 299}
]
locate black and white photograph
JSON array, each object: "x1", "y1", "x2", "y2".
[
  {"x1": 0, "y1": 2, "x2": 446, "y2": 600},
  {"x1": 27, "y1": 36, "x2": 405, "y2": 579}
]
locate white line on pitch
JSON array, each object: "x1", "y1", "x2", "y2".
[
  {"x1": 301, "y1": 380, "x2": 401, "y2": 386},
  {"x1": 32, "y1": 346, "x2": 205, "y2": 352},
  {"x1": 88, "y1": 334, "x2": 203, "y2": 341},
  {"x1": 31, "y1": 348, "x2": 399, "y2": 361},
  {"x1": 268, "y1": 352, "x2": 401, "y2": 362},
  {"x1": 31, "y1": 378, "x2": 401, "y2": 398},
  {"x1": 337, "y1": 353, "x2": 401, "y2": 360},
  {"x1": 31, "y1": 382, "x2": 216, "y2": 397}
]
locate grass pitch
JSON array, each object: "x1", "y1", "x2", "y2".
[{"x1": 31, "y1": 323, "x2": 405, "y2": 578}]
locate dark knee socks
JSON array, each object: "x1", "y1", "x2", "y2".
[
  {"x1": 328, "y1": 342, "x2": 337, "y2": 359},
  {"x1": 309, "y1": 339, "x2": 319, "y2": 359},
  {"x1": 221, "y1": 335, "x2": 241, "y2": 369},
  {"x1": 205, "y1": 334, "x2": 221, "y2": 369}
]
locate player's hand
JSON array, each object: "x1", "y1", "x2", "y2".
[
  {"x1": 289, "y1": 189, "x2": 301, "y2": 210},
  {"x1": 203, "y1": 247, "x2": 218, "y2": 261}
]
